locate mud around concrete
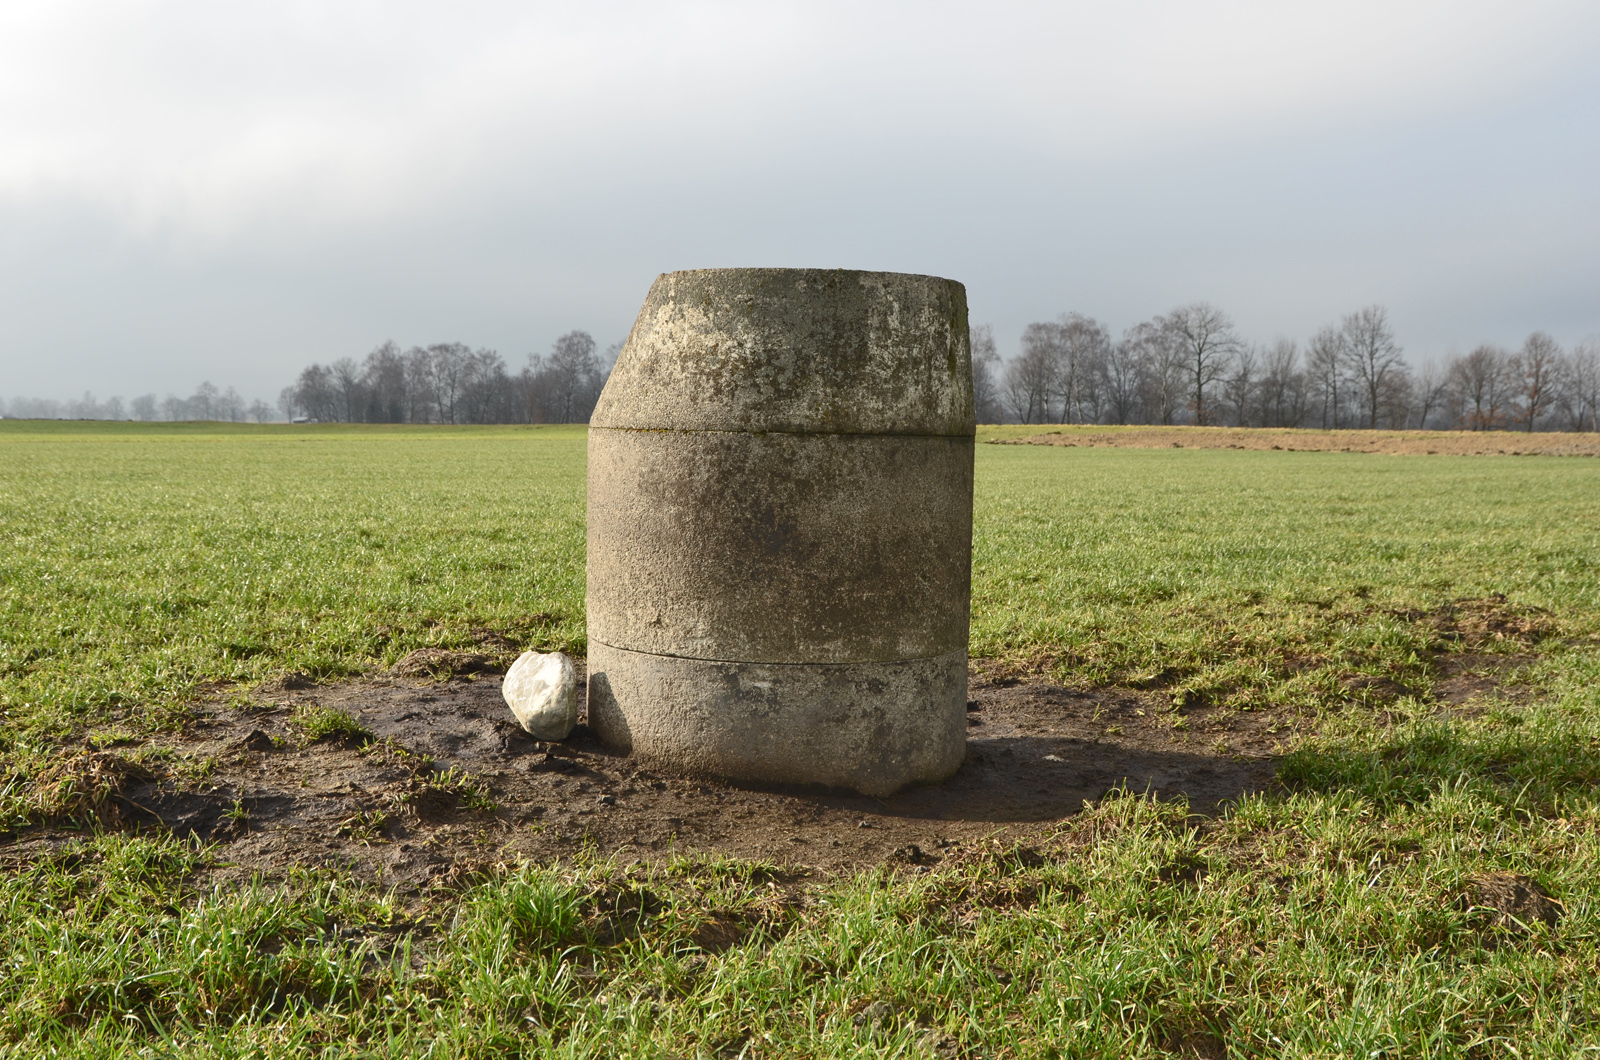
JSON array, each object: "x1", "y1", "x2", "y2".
[
  {"x1": 5, "y1": 663, "x2": 1286, "y2": 889},
  {"x1": 6, "y1": 596, "x2": 1551, "y2": 888}
]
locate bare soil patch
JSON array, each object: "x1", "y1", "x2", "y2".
[
  {"x1": 1432, "y1": 653, "x2": 1539, "y2": 710},
  {"x1": 5, "y1": 602, "x2": 1544, "y2": 886},
  {"x1": 996, "y1": 425, "x2": 1600, "y2": 457},
  {"x1": 1456, "y1": 872, "x2": 1564, "y2": 943},
  {"x1": 1404, "y1": 594, "x2": 1552, "y2": 713},
  {"x1": 4, "y1": 665, "x2": 1285, "y2": 888}
]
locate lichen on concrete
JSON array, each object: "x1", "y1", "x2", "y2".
[{"x1": 587, "y1": 268, "x2": 975, "y2": 796}]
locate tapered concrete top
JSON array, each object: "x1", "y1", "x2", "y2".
[{"x1": 592, "y1": 268, "x2": 974, "y2": 436}]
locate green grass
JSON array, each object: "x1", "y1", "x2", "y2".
[
  {"x1": 290, "y1": 704, "x2": 372, "y2": 745},
  {"x1": 0, "y1": 421, "x2": 588, "y2": 742},
  {"x1": 972, "y1": 443, "x2": 1600, "y2": 708},
  {"x1": 3, "y1": 420, "x2": 1600, "y2": 1057}
]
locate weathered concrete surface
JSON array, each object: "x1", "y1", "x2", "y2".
[
  {"x1": 587, "y1": 268, "x2": 974, "y2": 796},
  {"x1": 587, "y1": 429, "x2": 973, "y2": 664},
  {"x1": 592, "y1": 269, "x2": 973, "y2": 436},
  {"x1": 587, "y1": 644, "x2": 969, "y2": 796}
]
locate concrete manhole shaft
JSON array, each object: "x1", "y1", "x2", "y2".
[{"x1": 586, "y1": 268, "x2": 975, "y2": 796}]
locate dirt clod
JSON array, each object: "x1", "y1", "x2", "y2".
[
  {"x1": 1428, "y1": 596, "x2": 1555, "y2": 649},
  {"x1": 690, "y1": 912, "x2": 747, "y2": 953},
  {"x1": 1162, "y1": 1026, "x2": 1228, "y2": 1060},
  {"x1": 1457, "y1": 872, "x2": 1563, "y2": 937},
  {"x1": 889, "y1": 843, "x2": 935, "y2": 865},
  {"x1": 917, "y1": 1027, "x2": 962, "y2": 1058},
  {"x1": 391, "y1": 649, "x2": 494, "y2": 677},
  {"x1": 239, "y1": 729, "x2": 276, "y2": 752},
  {"x1": 28, "y1": 752, "x2": 160, "y2": 826},
  {"x1": 853, "y1": 1001, "x2": 901, "y2": 1030}
]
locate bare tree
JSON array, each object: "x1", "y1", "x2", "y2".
[
  {"x1": 1562, "y1": 339, "x2": 1600, "y2": 432},
  {"x1": 1016, "y1": 321, "x2": 1064, "y2": 422},
  {"x1": 360, "y1": 341, "x2": 408, "y2": 423},
  {"x1": 458, "y1": 349, "x2": 512, "y2": 423},
  {"x1": 536, "y1": 331, "x2": 606, "y2": 423},
  {"x1": 1057, "y1": 314, "x2": 1111, "y2": 424},
  {"x1": 1411, "y1": 360, "x2": 1449, "y2": 429},
  {"x1": 1306, "y1": 326, "x2": 1345, "y2": 429},
  {"x1": 1223, "y1": 345, "x2": 1259, "y2": 426},
  {"x1": 1125, "y1": 319, "x2": 1187, "y2": 425},
  {"x1": 1449, "y1": 345, "x2": 1512, "y2": 430},
  {"x1": 969, "y1": 324, "x2": 1004, "y2": 424},
  {"x1": 219, "y1": 386, "x2": 247, "y2": 422},
  {"x1": 1020, "y1": 313, "x2": 1111, "y2": 423},
  {"x1": 191, "y1": 381, "x2": 219, "y2": 420},
  {"x1": 1257, "y1": 340, "x2": 1304, "y2": 428},
  {"x1": 1002, "y1": 336, "x2": 1053, "y2": 424},
  {"x1": 1511, "y1": 332, "x2": 1563, "y2": 432},
  {"x1": 290, "y1": 364, "x2": 338, "y2": 423},
  {"x1": 425, "y1": 343, "x2": 474, "y2": 424},
  {"x1": 1340, "y1": 306, "x2": 1407, "y2": 429},
  {"x1": 1160, "y1": 303, "x2": 1240, "y2": 426},
  {"x1": 131, "y1": 394, "x2": 158, "y2": 421},
  {"x1": 403, "y1": 348, "x2": 437, "y2": 423},
  {"x1": 1101, "y1": 336, "x2": 1144, "y2": 425}
]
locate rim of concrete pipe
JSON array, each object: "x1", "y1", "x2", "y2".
[{"x1": 592, "y1": 267, "x2": 975, "y2": 438}]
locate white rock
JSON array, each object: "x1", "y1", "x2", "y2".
[{"x1": 501, "y1": 651, "x2": 578, "y2": 740}]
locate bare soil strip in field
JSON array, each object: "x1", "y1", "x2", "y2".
[
  {"x1": 6, "y1": 633, "x2": 1538, "y2": 889},
  {"x1": 996, "y1": 424, "x2": 1600, "y2": 456}
]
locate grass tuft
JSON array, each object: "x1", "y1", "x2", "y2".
[{"x1": 290, "y1": 704, "x2": 373, "y2": 746}]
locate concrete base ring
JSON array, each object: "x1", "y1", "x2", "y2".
[{"x1": 586, "y1": 642, "x2": 968, "y2": 797}]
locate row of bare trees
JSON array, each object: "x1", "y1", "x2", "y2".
[
  {"x1": 982, "y1": 304, "x2": 1599, "y2": 431},
  {"x1": 281, "y1": 333, "x2": 613, "y2": 424},
  {"x1": 1, "y1": 385, "x2": 275, "y2": 422},
  {"x1": 10, "y1": 312, "x2": 1594, "y2": 433}
]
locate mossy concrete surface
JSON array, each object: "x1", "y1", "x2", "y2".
[{"x1": 588, "y1": 269, "x2": 975, "y2": 795}]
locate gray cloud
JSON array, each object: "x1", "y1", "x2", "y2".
[{"x1": 2, "y1": 1, "x2": 1597, "y2": 400}]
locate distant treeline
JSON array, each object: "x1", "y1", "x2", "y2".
[
  {"x1": 1, "y1": 384, "x2": 275, "y2": 423},
  {"x1": 979, "y1": 304, "x2": 1600, "y2": 432},
  {"x1": 9, "y1": 306, "x2": 1596, "y2": 431},
  {"x1": 282, "y1": 333, "x2": 613, "y2": 424}
]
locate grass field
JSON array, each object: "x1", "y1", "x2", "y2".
[{"x1": 3, "y1": 420, "x2": 1600, "y2": 1057}]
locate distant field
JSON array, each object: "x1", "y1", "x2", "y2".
[
  {"x1": 991, "y1": 423, "x2": 1600, "y2": 457},
  {"x1": 3, "y1": 421, "x2": 1600, "y2": 1056}
]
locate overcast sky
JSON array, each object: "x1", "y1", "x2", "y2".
[{"x1": 2, "y1": 0, "x2": 1597, "y2": 403}]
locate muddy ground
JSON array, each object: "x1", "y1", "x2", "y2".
[
  {"x1": 3, "y1": 646, "x2": 1532, "y2": 890},
  {"x1": 997, "y1": 425, "x2": 1600, "y2": 457}
]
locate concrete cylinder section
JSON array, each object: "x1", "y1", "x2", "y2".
[{"x1": 586, "y1": 268, "x2": 975, "y2": 797}]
